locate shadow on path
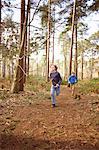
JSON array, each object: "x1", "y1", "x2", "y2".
[{"x1": 1, "y1": 133, "x2": 99, "y2": 150}]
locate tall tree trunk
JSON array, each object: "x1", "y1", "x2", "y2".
[
  {"x1": 8, "y1": 63, "x2": 11, "y2": 80},
  {"x1": 64, "y1": 55, "x2": 66, "y2": 80},
  {"x1": 90, "y1": 49, "x2": 94, "y2": 79},
  {"x1": 74, "y1": 23, "x2": 78, "y2": 77},
  {"x1": 8, "y1": 60, "x2": 14, "y2": 80},
  {"x1": 52, "y1": 28, "x2": 54, "y2": 64},
  {"x1": 45, "y1": 29, "x2": 47, "y2": 79},
  {"x1": 52, "y1": 6, "x2": 55, "y2": 64},
  {"x1": 81, "y1": 51, "x2": 84, "y2": 80},
  {"x1": 24, "y1": 25, "x2": 27, "y2": 83},
  {"x1": 27, "y1": 0, "x2": 30, "y2": 77},
  {"x1": 11, "y1": 59, "x2": 14, "y2": 79},
  {"x1": 18, "y1": 0, "x2": 25, "y2": 90},
  {"x1": 0, "y1": 0, "x2": 1, "y2": 45},
  {"x1": 36, "y1": 52, "x2": 39, "y2": 76},
  {"x1": 0, "y1": 0, "x2": 4, "y2": 79},
  {"x1": 63, "y1": 37, "x2": 66, "y2": 80},
  {"x1": 90, "y1": 58, "x2": 93, "y2": 79},
  {"x1": 2, "y1": 58, "x2": 6, "y2": 78},
  {"x1": 46, "y1": 0, "x2": 51, "y2": 81},
  {"x1": 11, "y1": 0, "x2": 30, "y2": 93},
  {"x1": 69, "y1": 0, "x2": 76, "y2": 76}
]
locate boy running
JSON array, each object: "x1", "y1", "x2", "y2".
[
  {"x1": 50, "y1": 65, "x2": 62, "y2": 107},
  {"x1": 68, "y1": 72, "x2": 78, "y2": 96}
]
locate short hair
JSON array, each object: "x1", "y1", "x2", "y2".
[
  {"x1": 72, "y1": 72, "x2": 75, "y2": 74},
  {"x1": 54, "y1": 65, "x2": 58, "y2": 70}
]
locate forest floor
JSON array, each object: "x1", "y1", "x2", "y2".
[{"x1": 0, "y1": 82, "x2": 99, "y2": 150}]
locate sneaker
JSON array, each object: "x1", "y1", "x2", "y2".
[{"x1": 52, "y1": 104, "x2": 56, "y2": 108}]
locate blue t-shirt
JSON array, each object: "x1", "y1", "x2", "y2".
[{"x1": 68, "y1": 75, "x2": 77, "y2": 84}]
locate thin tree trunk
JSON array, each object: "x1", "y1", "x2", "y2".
[
  {"x1": 11, "y1": 59, "x2": 14, "y2": 79},
  {"x1": 11, "y1": 0, "x2": 30, "y2": 93},
  {"x1": 64, "y1": 55, "x2": 66, "y2": 80},
  {"x1": 52, "y1": 28, "x2": 54, "y2": 64},
  {"x1": 69, "y1": 0, "x2": 76, "y2": 76},
  {"x1": 46, "y1": 0, "x2": 51, "y2": 82},
  {"x1": 90, "y1": 49, "x2": 94, "y2": 79},
  {"x1": 52, "y1": 6, "x2": 55, "y2": 64},
  {"x1": 27, "y1": 0, "x2": 30, "y2": 76},
  {"x1": 36, "y1": 52, "x2": 39, "y2": 76},
  {"x1": 74, "y1": 23, "x2": 78, "y2": 77},
  {"x1": 24, "y1": 25, "x2": 27, "y2": 83},
  {"x1": 18, "y1": 0, "x2": 25, "y2": 90},
  {"x1": 0, "y1": 0, "x2": 1, "y2": 45},
  {"x1": 63, "y1": 37, "x2": 66, "y2": 80},
  {"x1": 0, "y1": 0, "x2": 3, "y2": 79},
  {"x1": 81, "y1": 51, "x2": 83, "y2": 80},
  {"x1": 45, "y1": 30, "x2": 47, "y2": 79},
  {"x1": 8, "y1": 63, "x2": 11, "y2": 80},
  {"x1": 2, "y1": 58, "x2": 6, "y2": 78},
  {"x1": 90, "y1": 58, "x2": 93, "y2": 79}
]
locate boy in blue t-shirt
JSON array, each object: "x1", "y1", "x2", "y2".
[{"x1": 68, "y1": 72, "x2": 78, "y2": 96}]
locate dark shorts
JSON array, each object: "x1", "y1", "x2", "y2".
[{"x1": 71, "y1": 83, "x2": 75, "y2": 85}]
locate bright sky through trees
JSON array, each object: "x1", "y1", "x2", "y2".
[{"x1": 2, "y1": 0, "x2": 99, "y2": 61}]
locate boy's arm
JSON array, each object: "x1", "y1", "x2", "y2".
[
  {"x1": 49, "y1": 73, "x2": 52, "y2": 82},
  {"x1": 58, "y1": 73, "x2": 62, "y2": 85},
  {"x1": 75, "y1": 76, "x2": 78, "y2": 83},
  {"x1": 68, "y1": 76, "x2": 71, "y2": 84}
]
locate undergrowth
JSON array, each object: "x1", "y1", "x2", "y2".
[
  {"x1": 77, "y1": 78, "x2": 99, "y2": 94},
  {"x1": 25, "y1": 76, "x2": 51, "y2": 92}
]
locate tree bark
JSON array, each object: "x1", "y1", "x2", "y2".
[
  {"x1": 69, "y1": 0, "x2": 76, "y2": 76},
  {"x1": 63, "y1": 37, "x2": 67, "y2": 80},
  {"x1": 18, "y1": 0, "x2": 25, "y2": 91},
  {"x1": 45, "y1": 30, "x2": 47, "y2": 79},
  {"x1": 8, "y1": 63, "x2": 11, "y2": 80},
  {"x1": 0, "y1": 0, "x2": 4, "y2": 79},
  {"x1": 52, "y1": 6, "x2": 55, "y2": 64},
  {"x1": 11, "y1": 0, "x2": 30, "y2": 93},
  {"x1": 90, "y1": 51, "x2": 93, "y2": 79},
  {"x1": 24, "y1": 24, "x2": 27, "y2": 83},
  {"x1": 2, "y1": 58, "x2": 6, "y2": 78},
  {"x1": 11, "y1": 59, "x2": 14, "y2": 79},
  {"x1": 46, "y1": 0, "x2": 51, "y2": 82},
  {"x1": 0, "y1": 0, "x2": 1, "y2": 45},
  {"x1": 64, "y1": 55, "x2": 66, "y2": 80},
  {"x1": 27, "y1": 0, "x2": 30, "y2": 77},
  {"x1": 36, "y1": 52, "x2": 39, "y2": 76},
  {"x1": 52, "y1": 28, "x2": 54, "y2": 64},
  {"x1": 81, "y1": 51, "x2": 84, "y2": 80},
  {"x1": 74, "y1": 23, "x2": 78, "y2": 77}
]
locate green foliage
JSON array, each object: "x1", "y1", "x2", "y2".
[
  {"x1": 26, "y1": 76, "x2": 51, "y2": 92},
  {"x1": 78, "y1": 78, "x2": 99, "y2": 94},
  {"x1": 24, "y1": 76, "x2": 51, "y2": 102},
  {"x1": 89, "y1": 31, "x2": 99, "y2": 51},
  {"x1": 1, "y1": 16, "x2": 19, "y2": 61},
  {"x1": 59, "y1": 0, "x2": 90, "y2": 27},
  {"x1": 61, "y1": 80, "x2": 68, "y2": 85},
  {"x1": 38, "y1": 4, "x2": 54, "y2": 29}
]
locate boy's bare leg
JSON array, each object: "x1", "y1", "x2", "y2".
[{"x1": 72, "y1": 84, "x2": 75, "y2": 96}]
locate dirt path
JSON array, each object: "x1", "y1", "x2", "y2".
[{"x1": 0, "y1": 86, "x2": 99, "y2": 150}]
